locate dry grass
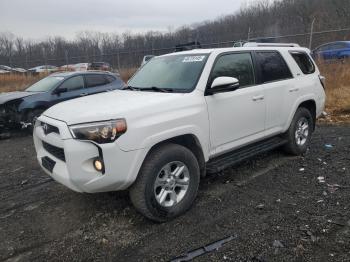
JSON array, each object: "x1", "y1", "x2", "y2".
[
  {"x1": 318, "y1": 61, "x2": 350, "y2": 123},
  {"x1": 119, "y1": 68, "x2": 137, "y2": 82},
  {"x1": 0, "y1": 74, "x2": 46, "y2": 93},
  {"x1": 0, "y1": 68, "x2": 138, "y2": 93}
]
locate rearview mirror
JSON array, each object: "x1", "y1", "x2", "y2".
[{"x1": 206, "y1": 77, "x2": 240, "y2": 95}]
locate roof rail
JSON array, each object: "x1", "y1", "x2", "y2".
[{"x1": 243, "y1": 42, "x2": 300, "y2": 47}]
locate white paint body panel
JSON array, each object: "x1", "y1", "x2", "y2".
[{"x1": 33, "y1": 46, "x2": 326, "y2": 193}]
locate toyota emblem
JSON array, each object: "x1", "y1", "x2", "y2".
[{"x1": 42, "y1": 123, "x2": 49, "y2": 134}]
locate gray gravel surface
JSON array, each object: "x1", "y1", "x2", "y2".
[{"x1": 0, "y1": 124, "x2": 349, "y2": 262}]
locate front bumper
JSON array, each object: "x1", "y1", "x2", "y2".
[{"x1": 33, "y1": 115, "x2": 146, "y2": 193}]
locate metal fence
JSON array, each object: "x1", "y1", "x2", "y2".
[{"x1": 4, "y1": 26, "x2": 350, "y2": 70}]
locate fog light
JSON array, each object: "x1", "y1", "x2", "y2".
[{"x1": 93, "y1": 159, "x2": 104, "y2": 172}]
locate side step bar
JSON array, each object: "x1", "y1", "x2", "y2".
[{"x1": 206, "y1": 136, "x2": 287, "y2": 174}]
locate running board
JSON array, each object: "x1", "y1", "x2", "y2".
[{"x1": 206, "y1": 137, "x2": 287, "y2": 174}]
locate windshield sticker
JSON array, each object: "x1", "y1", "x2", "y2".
[
  {"x1": 183, "y1": 56, "x2": 206, "y2": 63},
  {"x1": 53, "y1": 77, "x2": 65, "y2": 81}
]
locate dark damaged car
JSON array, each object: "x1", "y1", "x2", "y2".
[{"x1": 0, "y1": 71, "x2": 125, "y2": 132}]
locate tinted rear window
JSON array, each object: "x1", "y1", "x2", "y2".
[
  {"x1": 85, "y1": 75, "x2": 108, "y2": 87},
  {"x1": 256, "y1": 51, "x2": 293, "y2": 83},
  {"x1": 290, "y1": 52, "x2": 315, "y2": 74}
]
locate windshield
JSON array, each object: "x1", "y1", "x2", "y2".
[
  {"x1": 26, "y1": 76, "x2": 64, "y2": 92},
  {"x1": 128, "y1": 54, "x2": 209, "y2": 92}
]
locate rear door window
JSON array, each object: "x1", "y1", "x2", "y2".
[
  {"x1": 59, "y1": 76, "x2": 85, "y2": 91},
  {"x1": 85, "y1": 75, "x2": 108, "y2": 88},
  {"x1": 290, "y1": 52, "x2": 315, "y2": 75},
  {"x1": 255, "y1": 51, "x2": 293, "y2": 83},
  {"x1": 210, "y1": 52, "x2": 255, "y2": 88}
]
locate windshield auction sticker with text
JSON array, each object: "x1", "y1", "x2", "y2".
[{"x1": 182, "y1": 56, "x2": 206, "y2": 63}]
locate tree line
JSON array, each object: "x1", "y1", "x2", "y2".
[{"x1": 0, "y1": 0, "x2": 349, "y2": 69}]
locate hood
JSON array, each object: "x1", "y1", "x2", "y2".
[
  {"x1": 0, "y1": 91, "x2": 35, "y2": 104},
  {"x1": 44, "y1": 90, "x2": 186, "y2": 125}
]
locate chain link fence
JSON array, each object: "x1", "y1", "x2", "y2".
[{"x1": 4, "y1": 26, "x2": 350, "y2": 71}]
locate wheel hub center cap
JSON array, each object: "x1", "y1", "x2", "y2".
[{"x1": 167, "y1": 179, "x2": 175, "y2": 187}]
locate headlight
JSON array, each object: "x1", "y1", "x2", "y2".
[{"x1": 69, "y1": 119, "x2": 127, "y2": 144}]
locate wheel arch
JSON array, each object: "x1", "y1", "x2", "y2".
[
  {"x1": 285, "y1": 97, "x2": 317, "y2": 132},
  {"x1": 144, "y1": 134, "x2": 207, "y2": 178},
  {"x1": 298, "y1": 100, "x2": 316, "y2": 130}
]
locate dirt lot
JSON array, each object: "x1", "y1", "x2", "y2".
[{"x1": 0, "y1": 124, "x2": 349, "y2": 262}]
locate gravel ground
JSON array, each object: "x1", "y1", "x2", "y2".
[{"x1": 0, "y1": 124, "x2": 349, "y2": 262}]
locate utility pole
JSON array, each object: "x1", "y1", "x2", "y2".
[
  {"x1": 152, "y1": 38, "x2": 154, "y2": 55},
  {"x1": 117, "y1": 51, "x2": 121, "y2": 71},
  {"x1": 43, "y1": 47, "x2": 47, "y2": 66},
  {"x1": 309, "y1": 18, "x2": 316, "y2": 50},
  {"x1": 247, "y1": 27, "x2": 251, "y2": 42},
  {"x1": 65, "y1": 50, "x2": 69, "y2": 70}
]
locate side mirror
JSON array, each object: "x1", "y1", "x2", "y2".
[
  {"x1": 53, "y1": 87, "x2": 67, "y2": 95},
  {"x1": 206, "y1": 77, "x2": 240, "y2": 95}
]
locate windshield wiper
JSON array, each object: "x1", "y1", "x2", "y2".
[
  {"x1": 141, "y1": 86, "x2": 174, "y2": 93},
  {"x1": 123, "y1": 85, "x2": 175, "y2": 93},
  {"x1": 122, "y1": 85, "x2": 141, "y2": 91}
]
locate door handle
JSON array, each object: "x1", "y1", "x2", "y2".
[
  {"x1": 252, "y1": 95, "x2": 264, "y2": 101},
  {"x1": 289, "y1": 88, "x2": 299, "y2": 93},
  {"x1": 80, "y1": 93, "x2": 88, "y2": 96}
]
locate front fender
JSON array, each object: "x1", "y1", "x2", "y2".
[
  {"x1": 116, "y1": 100, "x2": 210, "y2": 161},
  {"x1": 140, "y1": 126, "x2": 209, "y2": 161},
  {"x1": 18, "y1": 101, "x2": 49, "y2": 113}
]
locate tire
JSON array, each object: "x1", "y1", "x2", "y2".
[
  {"x1": 26, "y1": 109, "x2": 44, "y2": 133},
  {"x1": 283, "y1": 107, "x2": 314, "y2": 155},
  {"x1": 129, "y1": 143, "x2": 200, "y2": 222}
]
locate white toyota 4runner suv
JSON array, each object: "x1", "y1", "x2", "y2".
[{"x1": 34, "y1": 44, "x2": 326, "y2": 222}]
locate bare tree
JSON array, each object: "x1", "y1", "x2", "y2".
[{"x1": 0, "y1": 0, "x2": 349, "y2": 68}]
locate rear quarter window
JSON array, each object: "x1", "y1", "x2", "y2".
[
  {"x1": 255, "y1": 51, "x2": 293, "y2": 83},
  {"x1": 105, "y1": 75, "x2": 116, "y2": 83},
  {"x1": 290, "y1": 52, "x2": 315, "y2": 75}
]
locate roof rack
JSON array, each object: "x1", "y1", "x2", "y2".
[
  {"x1": 175, "y1": 41, "x2": 202, "y2": 52},
  {"x1": 243, "y1": 42, "x2": 300, "y2": 47}
]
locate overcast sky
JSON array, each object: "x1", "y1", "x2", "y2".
[{"x1": 0, "y1": 0, "x2": 250, "y2": 40}]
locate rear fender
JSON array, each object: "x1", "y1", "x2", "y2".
[{"x1": 283, "y1": 94, "x2": 316, "y2": 132}]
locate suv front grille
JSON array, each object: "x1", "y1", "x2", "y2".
[
  {"x1": 42, "y1": 141, "x2": 65, "y2": 162},
  {"x1": 41, "y1": 122, "x2": 60, "y2": 135}
]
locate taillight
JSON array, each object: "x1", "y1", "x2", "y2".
[{"x1": 319, "y1": 75, "x2": 326, "y2": 89}]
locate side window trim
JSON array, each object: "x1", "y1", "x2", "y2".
[
  {"x1": 206, "y1": 51, "x2": 257, "y2": 89},
  {"x1": 253, "y1": 50, "x2": 294, "y2": 85},
  {"x1": 83, "y1": 75, "x2": 88, "y2": 89}
]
